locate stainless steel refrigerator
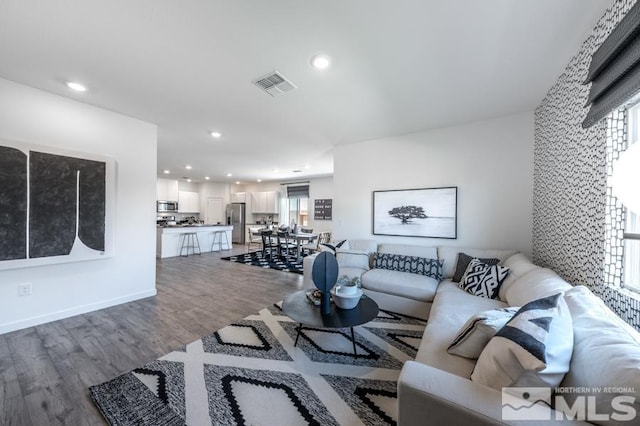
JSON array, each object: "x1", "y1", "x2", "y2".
[{"x1": 227, "y1": 203, "x2": 246, "y2": 244}]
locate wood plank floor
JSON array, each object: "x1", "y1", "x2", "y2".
[{"x1": 0, "y1": 246, "x2": 305, "y2": 425}]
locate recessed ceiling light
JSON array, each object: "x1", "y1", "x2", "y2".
[
  {"x1": 304, "y1": 164, "x2": 311, "y2": 169},
  {"x1": 310, "y1": 54, "x2": 330, "y2": 70},
  {"x1": 66, "y1": 81, "x2": 87, "y2": 92},
  {"x1": 186, "y1": 178, "x2": 192, "y2": 183},
  {"x1": 226, "y1": 173, "x2": 232, "y2": 177},
  {"x1": 210, "y1": 131, "x2": 222, "y2": 139},
  {"x1": 205, "y1": 176, "x2": 210, "y2": 180},
  {"x1": 163, "y1": 170, "x2": 170, "y2": 174},
  {"x1": 235, "y1": 181, "x2": 240, "y2": 185},
  {"x1": 185, "y1": 165, "x2": 192, "y2": 170},
  {"x1": 257, "y1": 179, "x2": 262, "y2": 182}
]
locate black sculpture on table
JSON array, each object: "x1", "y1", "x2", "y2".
[{"x1": 311, "y1": 251, "x2": 338, "y2": 315}]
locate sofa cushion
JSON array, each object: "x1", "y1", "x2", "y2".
[
  {"x1": 338, "y1": 266, "x2": 367, "y2": 280},
  {"x1": 377, "y1": 243, "x2": 438, "y2": 259},
  {"x1": 498, "y1": 253, "x2": 538, "y2": 301},
  {"x1": 373, "y1": 252, "x2": 443, "y2": 280},
  {"x1": 471, "y1": 293, "x2": 573, "y2": 390},
  {"x1": 438, "y1": 247, "x2": 517, "y2": 280},
  {"x1": 345, "y1": 239, "x2": 378, "y2": 253},
  {"x1": 452, "y1": 252, "x2": 500, "y2": 283},
  {"x1": 415, "y1": 281, "x2": 507, "y2": 378},
  {"x1": 458, "y1": 259, "x2": 510, "y2": 299},
  {"x1": 559, "y1": 286, "x2": 640, "y2": 425},
  {"x1": 504, "y1": 267, "x2": 572, "y2": 307},
  {"x1": 336, "y1": 249, "x2": 371, "y2": 271},
  {"x1": 447, "y1": 307, "x2": 519, "y2": 359},
  {"x1": 361, "y1": 268, "x2": 439, "y2": 302}
]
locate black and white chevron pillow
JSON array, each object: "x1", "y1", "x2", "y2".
[
  {"x1": 373, "y1": 253, "x2": 443, "y2": 280},
  {"x1": 459, "y1": 258, "x2": 510, "y2": 299}
]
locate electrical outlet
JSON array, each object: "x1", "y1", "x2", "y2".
[{"x1": 18, "y1": 282, "x2": 32, "y2": 296}]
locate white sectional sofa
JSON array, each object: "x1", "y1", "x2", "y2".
[{"x1": 302, "y1": 240, "x2": 640, "y2": 425}]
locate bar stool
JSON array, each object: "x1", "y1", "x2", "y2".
[
  {"x1": 180, "y1": 232, "x2": 201, "y2": 257},
  {"x1": 211, "y1": 230, "x2": 230, "y2": 252}
]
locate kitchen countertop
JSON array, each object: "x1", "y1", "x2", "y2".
[{"x1": 158, "y1": 224, "x2": 230, "y2": 228}]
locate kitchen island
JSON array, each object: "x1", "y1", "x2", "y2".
[{"x1": 156, "y1": 224, "x2": 233, "y2": 258}]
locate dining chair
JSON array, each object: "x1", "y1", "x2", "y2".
[
  {"x1": 277, "y1": 230, "x2": 297, "y2": 258},
  {"x1": 301, "y1": 230, "x2": 330, "y2": 255},
  {"x1": 247, "y1": 227, "x2": 263, "y2": 252},
  {"x1": 260, "y1": 230, "x2": 278, "y2": 258}
]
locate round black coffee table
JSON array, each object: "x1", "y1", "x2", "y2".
[{"x1": 282, "y1": 290, "x2": 379, "y2": 355}]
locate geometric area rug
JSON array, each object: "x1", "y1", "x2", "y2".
[
  {"x1": 89, "y1": 301, "x2": 426, "y2": 425},
  {"x1": 221, "y1": 250, "x2": 306, "y2": 275}
]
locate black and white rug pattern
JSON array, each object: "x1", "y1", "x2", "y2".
[
  {"x1": 221, "y1": 250, "x2": 305, "y2": 275},
  {"x1": 90, "y1": 304, "x2": 426, "y2": 425}
]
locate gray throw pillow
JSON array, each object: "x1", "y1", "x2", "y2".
[{"x1": 447, "y1": 307, "x2": 519, "y2": 359}]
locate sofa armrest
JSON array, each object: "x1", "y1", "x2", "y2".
[
  {"x1": 398, "y1": 361, "x2": 589, "y2": 426},
  {"x1": 302, "y1": 253, "x2": 319, "y2": 288}
]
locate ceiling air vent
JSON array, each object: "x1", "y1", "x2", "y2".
[{"x1": 253, "y1": 70, "x2": 297, "y2": 97}]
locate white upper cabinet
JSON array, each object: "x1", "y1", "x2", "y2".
[
  {"x1": 230, "y1": 192, "x2": 246, "y2": 203},
  {"x1": 251, "y1": 191, "x2": 279, "y2": 213},
  {"x1": 178, "y1": 190, "x2": 200, "y2": 213},
  {"x1": 157, "y1": 178, "x2": 179, "y2": 201}
]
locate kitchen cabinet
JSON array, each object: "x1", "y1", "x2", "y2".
[
  {"x1": 178, "y1": 190, "x2": 200, "y2": 213},
  {"x1": 230, "y1": 192, "x2": 246, "y2": 203},
  {"x1": 251, "y1": 191, "x2": 279, "y2": 213},
  {"x1": 157, "y1": 178, "x2": 179, "y2": 201}
]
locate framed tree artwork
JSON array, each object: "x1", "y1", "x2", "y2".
[{"x1": 372, "y1": 187, "x2": 457, "y2": 239}]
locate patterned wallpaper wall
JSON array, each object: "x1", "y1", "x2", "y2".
[{"x1": 533, "y1": 0, "x2": 640, "y2": 330}]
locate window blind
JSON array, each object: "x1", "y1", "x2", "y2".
[
  {"x1": 582, "y1": 1, "x2": 640, "y2": 128},
  {"x1": 287, "y1": 185, "x2": 309, "y2": 198}
]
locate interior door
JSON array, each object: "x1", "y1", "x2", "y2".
[{"x1": 206, "y1": 197, "x2": 224, "y2": 224}]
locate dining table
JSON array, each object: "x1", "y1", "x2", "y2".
[
  {"x1": 259, "y1": 229, "x2": 317, "y2": 261},
  {"x1": 288, "y1": 232, "x2": 318, "y2": 261}
]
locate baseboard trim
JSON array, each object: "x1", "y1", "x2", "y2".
[{"x1": 0, "y1": 288, "x2": 157, "y2": 335}]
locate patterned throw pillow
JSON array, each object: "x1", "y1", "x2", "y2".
[
  {"x1": 459, "y1": 259, "x2": 510, "y2": 299},
  {"x1": 319, "y1": 240, "x2": 347, "y2": 255},
  {"x1": 373, "y1": 253, "x2": 443, "y2": 280},
  {"x1": 471, "y1": 293, "x2": 574, "y2": 390},
  {"x1": 452, "y1": 252, "x2": 500, "y2": 283},
  {"x1": 447, "y1": 307, "x2": 520, "y2": 359}
]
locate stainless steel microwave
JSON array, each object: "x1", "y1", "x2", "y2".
[{"x1": 157, "y1": 201, "x2": 178, "y2": 212}]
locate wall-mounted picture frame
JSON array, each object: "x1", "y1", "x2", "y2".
[
  {"x1": 372, "y1": 186, "x2": 457, "y2": 239},
  {"x1": 313, "y1": 199, "x2": 332, "y2": 220},
  {"x1": 0, "y1": 139, "x2": 115, "y2": 271}
]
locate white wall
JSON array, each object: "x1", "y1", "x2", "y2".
[
  {"x1": 0, "y1": 78, "x2": 158, "y2": 334},
  {"x1": 333, "y1": 112, "x2": 534, "y2": 255}
]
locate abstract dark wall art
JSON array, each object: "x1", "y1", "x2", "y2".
[
  {"x1": 0, "y1": 146, "x2": 28, "y2": 260},
  {"x1": 0, "y1": 141, "x2": 113, "y2": 270}
]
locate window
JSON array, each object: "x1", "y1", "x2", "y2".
[
  {"x1": 287, "y1": 197, "x2": 308, "y2": 227},
  {"x1": 281, "y1": 185, "x2": 309, "y2": 227},
  {"x1": 623, "y1": 102, "x2": 640, "y2": 293}
]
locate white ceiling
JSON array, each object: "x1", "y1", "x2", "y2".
[{"x1": 0, "y1": 0, "x2": 611, "y2": 183}]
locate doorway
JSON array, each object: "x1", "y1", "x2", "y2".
[{"x1": 206, "y1": 197, "x2": 224, "y2": 224}]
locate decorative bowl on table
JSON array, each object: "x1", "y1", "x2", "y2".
[{"x1": 330, "y1": 285, "x2": 363, "y2": 309}]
